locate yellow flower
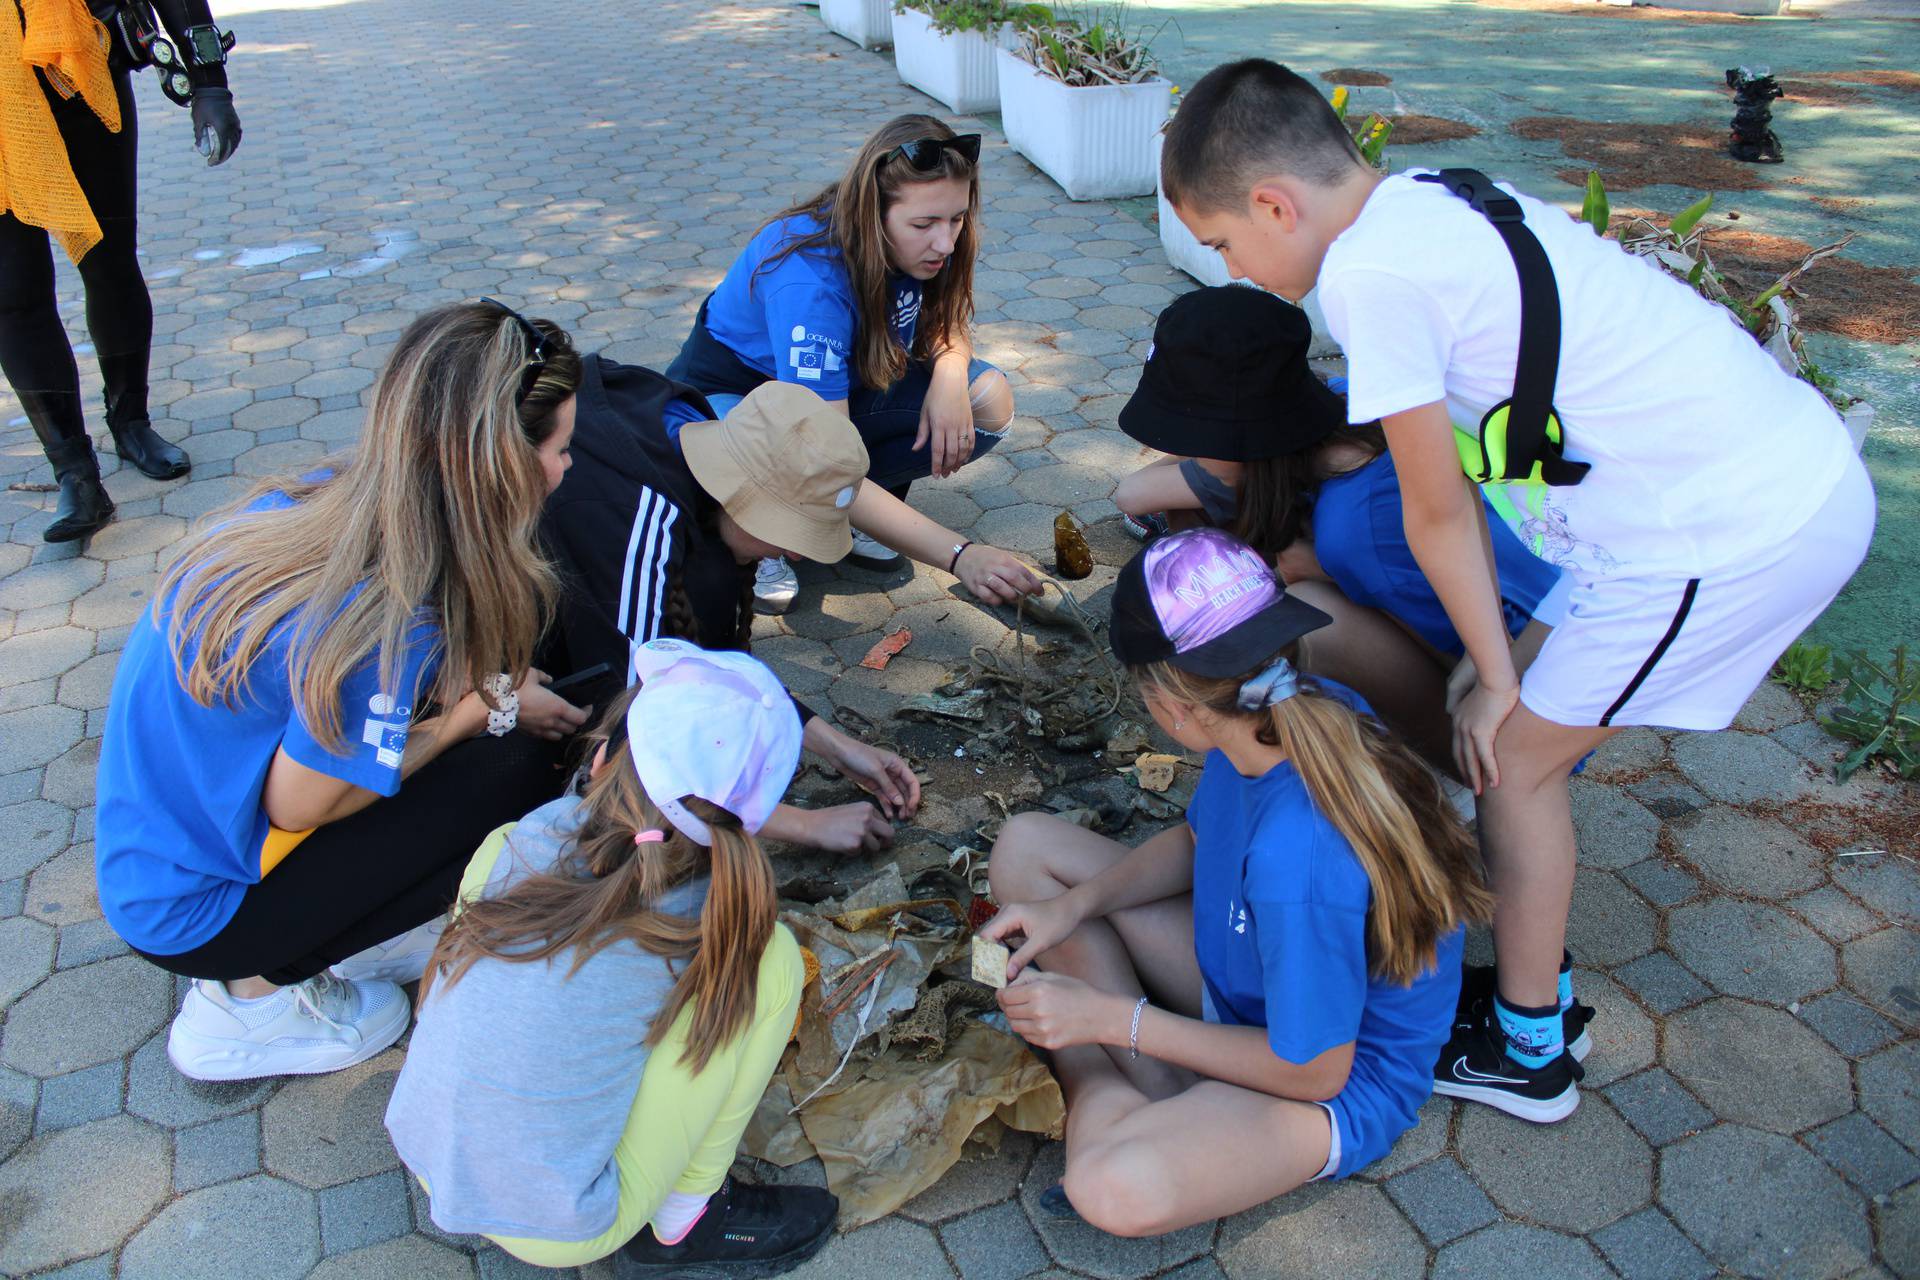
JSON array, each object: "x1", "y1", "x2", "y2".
[{"x1": 1330, "y1": 85, "x2": 1349, "y2": 115}]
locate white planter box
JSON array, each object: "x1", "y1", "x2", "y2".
[
  {"x1": 995, "y1": 47, "x2": 1170, "y2": 200},
  {"x1": 1151, "y1": 135, "x2": 1339, "y2": 357},
  {"x1": 821, "y1": 0, "x2": 892, "y2": 49},
  {"x1": 1842, "y1": 400, "x2": 1874, "y2": 452},
  {"x1": 891, "y1": 9, "x2": 1010, "y2": 114}
]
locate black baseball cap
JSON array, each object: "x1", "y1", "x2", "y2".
[
  {"x1": 1109, "y1": 528, "x2": 1333, "y2": 677},
  {"x1": 1118, "y1": 285, "x2": 1346, "y2": 461}
]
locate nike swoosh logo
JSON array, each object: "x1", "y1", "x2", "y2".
[{"x1": 1449, "y1": 1056, "x2": 1528, "y2": 1086}]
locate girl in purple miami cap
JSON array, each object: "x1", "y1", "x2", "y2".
[
  {"x1": 981, "y1": 529, "x2": 1494, "y2": 1232},
  {"x1": 389, "y1": 640, "x2": 838, "y2": 1276}
]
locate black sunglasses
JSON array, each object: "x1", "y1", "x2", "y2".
[
  {"x1": 479, "y1": 297, "x2": 548, "y2": 406},
  {"x1": 884, "y1": 134, "x2": 982, "y2": 172}
]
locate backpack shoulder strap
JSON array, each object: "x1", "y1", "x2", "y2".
[{"x1": 1414, "y1": 169, "x2": 1587, "y2": 486}]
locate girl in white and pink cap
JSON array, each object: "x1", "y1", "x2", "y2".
[
  {"x1": 386, "y1": 638, "x2": 836, "y2": 1276},
  {"x1": 982, "y1": 528, "x2": 1493, "y2": 1234}
]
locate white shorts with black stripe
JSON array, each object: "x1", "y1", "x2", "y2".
[{"x1": 1521, "y1": 454, "x2": 1875, "y2": 731}]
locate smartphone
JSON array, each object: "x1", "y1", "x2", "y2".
[{"x1": 547, "y1": 662, "x2": 611, "y2": 696}]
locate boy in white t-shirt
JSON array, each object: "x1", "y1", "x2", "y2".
[{"x1": 1162, "y1": 59, "x2": 1875, "y2": 1122}]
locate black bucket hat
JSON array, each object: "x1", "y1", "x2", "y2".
[{"x1": 1117, "y1": 285, "x2": 1346, "y2": 461}]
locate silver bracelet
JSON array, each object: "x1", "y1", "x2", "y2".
[{"x1": 1128, "y1": 996, "x2": 1148, "y2": 1061}]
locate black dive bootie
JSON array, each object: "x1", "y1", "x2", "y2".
[
  {"x1": 107, "y1": 416, "x2": 191, "y2": 480},
  {"x1": 43, "y1": 437, "x2": 116, "y2": 543}
]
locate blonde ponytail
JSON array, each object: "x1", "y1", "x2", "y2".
[
  {"x1": 424, "y1": 689, "x2": 779, "y2": 1070},
  {"x1": 1144, "y1": 661, "x2": 1492, "y2": 985}
]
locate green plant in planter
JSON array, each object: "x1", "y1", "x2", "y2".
[
  {"x1": 1579, "y1": 172, "x2": 1858, "y2": 414},
  {"x1": 895, "y1": 0, "x2": 1050, "y2": 35},
  {"x1": 1010, "y1": 2, "x2": 1169, "y2": 86},
  {"x1": 1772, "y1": 639, "x2": 1833, "y2": 695},
  {"x1": 1821, "y1": 646, "x2": 1920, "y2": 782}
]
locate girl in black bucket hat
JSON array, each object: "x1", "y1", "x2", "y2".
[{"x1": 1114, "y1": 286, "x2": 1568, "y2": 779}]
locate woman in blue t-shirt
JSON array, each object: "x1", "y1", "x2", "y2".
[
  {"x1": 667, "y1": 114, "x2": 1016, "y2": 612},
  {"x1": 96, "y1": 301, "x2": 593, "y2": 1083},
  {"x1": 982, "y1": 529, "x2": 1493, "y2": 1232}
]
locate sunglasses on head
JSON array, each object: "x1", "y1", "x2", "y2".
[
  {"x1": 884, "y1": 133, "x2": 982, "y2": 172},
  {"x1": 478, "y1": 297, "x2": 548, "y2": 407}
]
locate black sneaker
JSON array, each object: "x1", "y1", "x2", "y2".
[
  {"x1": 1121, "y1": 512, "x2": 1169, "y2": 542},
  {"x1": 1432, "y1": 1007, "x2": 1584, "y2": 1123},
  {"x1": 1456, "y1": 964, "x2": 1594, "y2": 1062},
  {"x1": 615, "y1": 1177, "x2": 838, "y2": 1279}
]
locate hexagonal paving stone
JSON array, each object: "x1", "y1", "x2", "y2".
[
  {"x1": 0, "y1": 703, "x2": 84, "y2": 774},
  {"x1": 1670, "y1": 730, "x2": 1817, "y2": 805},
  {"x1": 1361, "y1": 1095, "x2": 1450, "y2": 1180},
  {"x1": 901, "y1": 1130, "x2": 1037, "y2": 1223},
  {"x1": 1456, "y1": 1095, "x2": 1651, "y2": 1234},
  {"x1": 1842, "y1": 928, "x2": 1920, "y2": 1032},
  {"x1": 69, "y1": 576, "x2": 158, "y2": 630},
  {"x1": 1, "y1": 954, "x2": 172, "y2": 1076},
  {"x1": 0, "y1": 1113, "x2": 170, "y2": 1276},
  {"x1": 83, "y1": 513, "x2": 186, "y2": 559},
  {"x1": 40, "y1": 737, "x2": 100, "y2": 808},
  {"x1": 262, "y1": 1045, "x2": 408, "y2": 1187},
  {"x1": 1582, "y1": 727, "x2": 1666, "y2": 780},
  {"x1": 1568, "y1": 780, "x2": 1661, "y2": 869},
  {"x1": 1880, "y1": 1181, "x2": 1920, "y2": 1278},
  {"x1": 125, "y1": 1031, "x2": 278, "y2": 1128},
  {"x1": 1660, "y1": 1124, "x2": 1872, "y2": 1280},
  {"x1": 120, "y1": 1175, "x2": 321, "y2": 1280},
  {"x1": 1830, "y1": 853, "x2": 1920, "y2": 929},
  {"x1": 939, "y1": 1200, "x2": 1050, "y2": 1280},
  {"x1": 1668, "y1": 899, "x2": 1837, "y2": 1005},
  {"x1": 1013, "y1": 1141, "x2": 1215, "y2": 1278},
  {"x1": 1564, "y1": 868, "x2": 1656, "y2": 968},
  {"x1": 1215, "y1": 1180, "x2": 1423, "y2": 1280},
  {"x1": 0, "y1": 914, "x2": 54, "y2": 1008},
  {"x1": 1569, "y1": 969, "x2": 1655, "y2": 1089},
  {"x1": 1788, "y1": 886, "x2": 1884, "y2": 944},
  {"x1": 308, "y1": 1234, "x2": 477, "y2": 1280},
  {"x1": 26, "y1": 841, "x2": 99, "y2": 925},
  {"x1": 785, "y1": 1216, "x2": 956, "y2": 1280},
  {"x1": 0, "y1": 798, "x2": 74, "y2": 879},
  {"x1": 1858, "y1": 1041, "x2": 1920, "y2": 1156},
  {"x1": 0, "y1": 626, "x2": 94, "y2": 686},
  {"x1": 0, "y1": 555, "x2": 103, "y2": 612},
  {"x1": 1664, "y1": 999, "x2": 1851, "y2": 1134},
  {"x1": 55, "y1": 652, "x2": 121, "y2": 711},
  {"x1": 1432, "y1": 1223, "x2": 1613, "y2": 1280},
  {"x1": 0, "y1": 1065, "x2": 34, "y2": 1162},
  {"x1": 1382, "y1": 1156, "x2": 1499, "y2": 1246},
  {"x1": 1668, "y1": 806, "x2": 1825, "y2": 898}
]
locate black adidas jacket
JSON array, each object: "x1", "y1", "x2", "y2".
[{"x1": 541, "y1": 354, "x2": 815, "y2": 725}]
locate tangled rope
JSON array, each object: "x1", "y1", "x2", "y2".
[{"x1": 966, "y1": 573, "x2": 1128, "y2": 742}]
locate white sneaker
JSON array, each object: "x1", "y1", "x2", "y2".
[
  {"x1": 754, "y1": 556, "x2": 799, "y2": 615},
  {"x1": 845, "y1": 529, "x2": 904, "y2": 569},
  {"x1": 330, "y1": 916, "x2": 445, "y2": 984},
  {"x1": 166, "y1": 973, "x2": 412, "y2": 1081}
]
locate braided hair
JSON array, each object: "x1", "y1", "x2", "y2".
[{"x1": 660, "y1": 505, "x2": 755, "y2": 653}]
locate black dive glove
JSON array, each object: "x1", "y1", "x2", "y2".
[{"x1": 190, "y1": 87, "x2": 241, "y2": 165}]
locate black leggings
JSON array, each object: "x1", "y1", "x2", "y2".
[
  {"x1": 135, "y1": 732, "x2": 572, "y2": 987},
  {"x1": 0, "y1": 65, "x2": 152, "y2": 454}
]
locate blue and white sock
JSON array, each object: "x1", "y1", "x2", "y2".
[
  {"x1": 1495, "y1": 994, "x2": 1564, "y2": 1069},
  {"x1": 1558, "y1": 952, "x2": 1574, "y2": 1014}
]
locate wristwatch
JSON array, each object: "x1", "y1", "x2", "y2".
[{"x1": 183, "y1": 23, "x2": 227, "y2": 67}]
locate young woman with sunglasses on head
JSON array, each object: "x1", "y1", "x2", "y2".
[
  {"x1": 95, "y1": 301, "x2": 592, "y2": 1082},
  {"x1": 669, "y1": 114, "x2": 1027, "y2": 613}
]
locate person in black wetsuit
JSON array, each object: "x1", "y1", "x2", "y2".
[{"x1": 1, "y1": 0, "x2": 242, "y2": 541}]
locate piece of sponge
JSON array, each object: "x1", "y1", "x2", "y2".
[{"x1": 971, "y1": 935, "x2": 1011, "y2": 989}]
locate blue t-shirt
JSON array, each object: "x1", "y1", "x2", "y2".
[
  {"x1": 1314, "y1": 451, "x2": 1561, "y2": 658},
  {"x1": 659, "y1": 396, "x2": 708, "y2": 441},
  {"x1": 95, "y1": 491, "x2": 443, "y2": 955},
  {"x1": 1187, "y1": 681, "x2": 1464, "y2": 1177},
  {"x1": 704, "y1": 213, "x2": 922, "y2": 400}
]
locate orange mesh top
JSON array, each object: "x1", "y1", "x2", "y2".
[{"x1": 1, "y1": 0, "x2": 122, "y2": 264}]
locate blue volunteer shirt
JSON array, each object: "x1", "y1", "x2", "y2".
[
  {"x1": 1313, "y1": 451, "x2": 1561, "y2": 657},
  {"x1": 704, "y1": 213, "x2": 922, "y2": 400},
  {"x1": 95, "y1": 491, "x2": 442, "y2": 956},
  {"x1": 659, "y1": 395, "x2": 708, "y2": 441},
  {"x1": 1187, "y1": 681, "x2": 1463, "y2": 1177}
]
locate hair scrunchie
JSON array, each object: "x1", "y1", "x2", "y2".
[{"x1": 1237, "y1": 657, "x2": 1299, "y2": 712}]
